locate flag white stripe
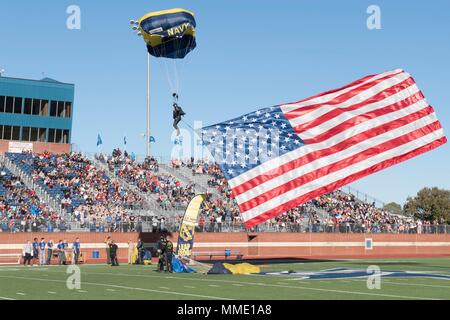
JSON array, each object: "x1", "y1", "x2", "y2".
[
  {"x1": 228, "y1": 98, "x2": 429, "y2": 189},
  {"x1": 297, "y1": 83, "x2": 421, "y2": 140},
  {"x1": 288, "y1": 72, "x2": 412, "y2": 128},
  {"x1": 235, "y1": 112, "x2": 438, "y2": 204},
  {"x1": 241, "y1": 128, "x2": 445, "y2": 221},
  {"x1": 280, "y1": 69, "x2": 404, "y2": 113}
]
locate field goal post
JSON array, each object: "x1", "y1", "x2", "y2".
[{"x1": 0, "y1": 253, "x2": 22, "y2": 265}]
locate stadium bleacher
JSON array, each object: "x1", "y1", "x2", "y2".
[{"x1": 0, "y1": 150, "x2": 446, "y2": 234}]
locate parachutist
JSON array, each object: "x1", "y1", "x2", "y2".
[{"x1": 173, "y1": 103, "x2": 186, "y2": 136}]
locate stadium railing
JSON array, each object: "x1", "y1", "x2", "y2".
[{"x1": 1, "y1": 218, "x2": 449, "y2": 235}]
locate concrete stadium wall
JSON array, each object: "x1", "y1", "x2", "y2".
[
  {"x1": 1, "y1": 232, "x2": 449, "y2": 264},
  {"x1": 0, "y1": 141, "x2": 70, "y2": 154}
]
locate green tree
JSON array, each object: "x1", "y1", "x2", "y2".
[
  {"x1": 383, "y1": 202, "x2": 403, "y2": 215},
  {"x1": 404, "y1": 187, "x2": 450, "y2": 222}
]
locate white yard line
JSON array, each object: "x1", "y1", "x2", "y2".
[
  {"x1": 0, "y1": 296, "x2": 15, "y2": 300},
  {"x1": 348, "y1": 278, "x2": 450, "y2": 289},
  {"x1": 32, "y1": 268, "x2": 441, "y2": 300},
  {"x1": 0, "y1": 275, "x2": 233, "y2": 300}
]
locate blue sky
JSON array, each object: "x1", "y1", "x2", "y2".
[{"x1": 0, "y1": 0, "x2": 449, "y2": 205}]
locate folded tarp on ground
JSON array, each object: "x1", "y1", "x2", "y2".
[
  {"x1": 207, "y1": 262, "x2": 260, "y2": 275},
  {"x1": 172, "y1": 256, "x2": 196, "y2": 273},
  {"x1": 207, "y1": 262, "x2": 232, "y2": 275}
]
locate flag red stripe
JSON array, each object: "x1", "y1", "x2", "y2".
[
  {"x1": 238, "y1": 121, "x2": 442, "y2": 213},
  {"x1": 243, "y1": 136, "x2": 448, "y2": 228},
  {"x1": 231, "y1": 106, "x2": 435, "y2": 197},
  {"x1": 293, "y1": 77, "x2": 416, "y2": 133},
  {"x1": 301, "y1": 91, "x2": 425, "y2": 144},
  {"x1": 284, "y1": 70, "x2": 404, "y2": 120}
]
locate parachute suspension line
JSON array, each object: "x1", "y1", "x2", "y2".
[{"x1": 181, "y1": 118, "x2": 195, "y2": 132}]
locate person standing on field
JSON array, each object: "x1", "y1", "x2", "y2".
[
  {"x1": 109, "y1": 240, "x2": 119, "y2": 267},
  {"x1": 72, "y1": 238, "x2": 81, "y2": 265},
  {"x1": 39, "y1": 238, "x2": 46, "y2": 266},
  {"x1": 128, "y1": 240, "x2": 135, "y2": 264},
  {"x1": 105, "y1": 236, "x2": 111, "y2": 265},
  {"x1": 57, "y1": 240, "x2": 66, "y2": 265},
  {"x1": 46, "y1": 239, "x2": 54, "y2": 265},
  {"x1": 23, "y1": 241, "x2": 33, "y2": 266}
]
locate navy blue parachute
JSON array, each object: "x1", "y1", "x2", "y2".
[{"x1": 138, "y1": 8, "x2": 197, "y2": 59}]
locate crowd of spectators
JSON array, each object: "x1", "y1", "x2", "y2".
[
  {"x1": 0, "y1": 167, "x2": 63, "y2": 232},
  {"x1": 8, "y1": 152, "x2": 146, "y2": 232},
  {"x1": 1, "y1": 151, "x2": 447, "y2": 234}
]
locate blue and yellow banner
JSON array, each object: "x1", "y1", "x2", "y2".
[{"x1": 176, "y1": 194, "x2": 205, "y2": 258}]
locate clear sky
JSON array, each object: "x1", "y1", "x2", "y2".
[{"x1": 0, "y1": 0, "x2": 449, "y2": 205}]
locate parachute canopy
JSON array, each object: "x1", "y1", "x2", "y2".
[{"x1": 138, "y1": 8, "x2": 197, "y2": 59}]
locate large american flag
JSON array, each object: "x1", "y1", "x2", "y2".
[{"x1": 200, "y1": 69, "x2": 447, "y2": 228}]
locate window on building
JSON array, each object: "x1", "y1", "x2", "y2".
[
  {"x1": 50, "y1": 101, "x2": 57, "y2": 117},
  {"x1": 32, "y1": 99, "x2": 40, "y2": 115},
  {"x1": 0, "y1": 96, "x2": 5, "y2": 112},
  {"x1": 22, "y1": 127, "x2": 30, "y2": 141},
  {"x1": 65, "y1": 102, "x2": 72, "y2": 118},
  {"x1": 12, "y1": 126, "x2": 20, "y2": 141},
  {"x1": 40, "y1": 100, "x2": 49, "y2": 116},
  {"x1": 24, "y1": 98, "x2": 32, "y2": 114},
  {"x1": 63, "y1": 130, "x2": 70, "y2": 143},
  {"x1": 30, "y1": 127, "x2": 38, "y2": 142},
  {"x1": 57, "y1": 101, "x2": 65, "y2": 117},
  {"x1": 5, "y1": 97, "x2": 14, "y2": 113},
  {"x1": 3, "y1": 125, "x2": 12, "y2": 140},
  {"x1": 38, "y1": 128, "x2": 46, "y2": 142},
  {"x1": 13, "y1": 97, "x2": 22, "y2": 114},
  {"x1": 55, "y1": 129, "x2": 62, "y2": 143},
  {"x1": 48, "y1": 128, "x2": 55, "y2": 143}
]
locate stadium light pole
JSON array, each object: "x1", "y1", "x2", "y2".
[
  {"x1": 146, "y1": 52, "x2": 151, "y2": 158},
  {"x1": 130, "y1": 19, "x2": 151, "y2": 158}
]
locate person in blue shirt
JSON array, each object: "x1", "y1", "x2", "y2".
[
  {"x1": 57, "y1": 240, "x2": 66, "y2": 265},
  {"x1": 72, "y1": 238, "x2": 81, "y2": 265},
  {"x1": 38, "y1": 238, "x2": 46, "y2": 266},
  {"x1": 46, "y1": 239, "x2": 54, "y2": 265},
  {"x1": 32, "y1": 238, "x2": 39, "y2": 263}
]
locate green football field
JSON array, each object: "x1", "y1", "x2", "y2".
[{"x1": 0, "y1": 258, "x2": 450, "y2": 300}]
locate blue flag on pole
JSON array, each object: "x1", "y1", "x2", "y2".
[
  {"x1": 97, "y1": 134, "x2": 103, "y2": 146},
  {"x1": 150, "y1": 136, "x2": 156, "y2": 143}
]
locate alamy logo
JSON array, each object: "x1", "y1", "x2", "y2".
[
  {"x1": 366, "y1": 265, "x2": 381, "y2": 290},
  {"x1": 367, "y1": 5, "x2": 382, "y2": 30},
  {"x1": 66, "y1": 265, "x2": 81, "y2": 290},
  {"x1": 66, "y1": 5, "x2": 81, "y2": 30}
]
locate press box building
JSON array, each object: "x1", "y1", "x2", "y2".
[{"x1": 0, "y1": 75, "x2": 74, "y2": 154}]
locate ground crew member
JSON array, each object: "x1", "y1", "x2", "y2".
[
  {"x1": 105, "y1": 236, "x2": 112, "y2": 265},
  {"x1": 109, "y1": 240, "x2": 119, "y2": 267},
  {"x1": 137, "y1": 238, "x2": 145, "y2": 265},
  {"x1": 164, "y1": 239, "x2": 174, "y2": 273},
  {"x1": 156, "y1": 236, "x2": 167, "y2": 272}
]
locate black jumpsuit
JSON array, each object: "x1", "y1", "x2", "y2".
[{"x1": 173, "y1": 105, "x2": 186, "y2": 131}]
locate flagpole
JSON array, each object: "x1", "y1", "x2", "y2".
[{"x1": 146, "y1": 52, "x2": 151, "y2": 158}]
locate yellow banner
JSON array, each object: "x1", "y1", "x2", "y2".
[{"x1": 176, "y1": 194, "x2": 205, "y2": 258}]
